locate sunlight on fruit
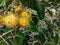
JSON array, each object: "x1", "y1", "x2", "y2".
[
  {"x1": 21, "y1": 11, "x2": 31, "y2": 19},
  {"x1": 3, "y1": 13, "x2": 18, "y2": 28},
  {"x1": 19, "y1": 17, "x2": 29, "y2": 28}
]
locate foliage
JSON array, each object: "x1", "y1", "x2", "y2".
[{"x1": 0, "y1": 0, "x2": 60, "y2": 45}]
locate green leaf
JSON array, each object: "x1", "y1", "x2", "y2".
[
  {"x1": 0, "y1": 4, "x2": 4, "y2": 9},
  {"x1": 16, "y1": 31, "x2": 25, "y2": 45},
  {"x1": 0, "y1": 39, "x2": 3, "y2": 45},
  {"x1": 42, "y1": 28, "x2": 51, "y2": 41},
  {"x1": 20, "y1": 0, "x2": 28, "y2": 7},
  {"x1": 53, "y1": 33, "x2": 59, "y2": 45},
  {"x1": 49, "y1": 11, "x2": 53, "y2": 16},
  {"x1": 8, "y1": 39, "x2": 17, "y2": 45},
  {"x1": 1, "y1": 0, "x2": 6, "y2": 6},
  {"x1": 1, "y1": 0, "x2": 12, "y2": 7},
  {"x1": 29, "y1": 0, "x2": 45, "y2": 20},
  {"x1": 34, "y1": 32, "x2": 46, "y2": 44},
  {"x1": 5, "y1": 36, "x2": 12, "y2": 40},
  {"x1": 47, "y1": 24, "x2": 53, "y2": 33},
  {"x1": 28, "y1": 0, "x2": 35, "y2": 9},
  {"x1": 39, "y1": 32, "x2": 46, "y2": 43},
  {"x1": 49, "y1": 0, "x2": 60, "y2": 3},
  {"x1": 0, "y1": 0, "x2": 2, "y2": 3},
  {"x1": 30, "y1": 21, "x2": 38, "y2": 32},
  {"x1": 32, "y1": 15, "x2": 38, "y2": 25},
  {"x1": 5, "y1": 0, "x2": 12, "y2": 7},
  {"x1": 34, "y1": 1, "x2": 45, "y2": 20},
  {"x1": 37, "y1": 4, "x2": 45, "y2": 20},
  {"x1": 4, "y1": 27, "x2": 11, "y2": 32},
  {"x1": 45, "y1": 42, "x2": 51, "y2": 45}
]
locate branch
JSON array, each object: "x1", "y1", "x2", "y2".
[
  {"x1": 0, "y1": 30, "x2": 14, "y2": 45},
  {"x1": 4, "y1": 0, "x2": 17, "y2": 14},
  {"x1": 1, "y1": 37, "x2": 9, "y2": 45},
  {"x1": 2, "y1": 30, "x2": 14, "y2": 37}
]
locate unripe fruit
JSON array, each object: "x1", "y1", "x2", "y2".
[
  {"x1": 15, "y1": 6, "x2": 23, "y2": 14},
  {"x1": 21, "y1": 11, "x2": 31, "y2": 19},
  {"x1": 19, "y1": 17, "x2": 29, "y2": 28},
  {"x1": 3, "y1": 13, "x2": 18, "y2": 28}
]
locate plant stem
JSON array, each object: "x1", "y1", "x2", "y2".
[{"x1": 1, "y1": 37, "x2": 9, "y2": 45}]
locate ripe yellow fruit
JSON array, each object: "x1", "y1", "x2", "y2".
[
  {"x1": 3, "y1": 13, "x2": 18, "y2": 28},
  {"x1": 19, "y1": 17, "x2": 29, "y2": 28},
  {"x1": 15, "y1": 6, "x2": 23, "y2": 14},
  {"x1": 0, "y1": 15, "x2": 3, "y2": 23},
  {"x1": 21, "y1": 11, "x2": 31, "y2": 19}
]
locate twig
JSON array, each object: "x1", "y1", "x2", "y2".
[
  {"x1": 4, "y1": 0, "x2": 17, "y2": 14},
  {"x1": 11, "y1": 32, "x2": 14, "y2": 39},
  {"x1": 0, "y1": 30, "x2": 14, "y2": 45},
  {"x1": 2, "y1": 30, "x2": 14, "y2": 37},
  {"x1": 1, "y1": 37, "x2": 9, "y2": 45},
  {"x1": 28, "y1": 0, "x2": 30, "y2": 8}
]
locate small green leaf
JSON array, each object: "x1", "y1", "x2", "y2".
[
  {"x1": 20, "y1": 0, "x2": 28, "y2": 7},
  {"x1": 32, "y1": 15, "x2": 38, "y2": 25},
  {"x1": 45, "y1": 42, "x2": 51, "y2": 45},
  {"x1": 34, "y1": 32, "x2": 46, "y2": 44},
  {"x1": 29, "y1": 0, "x2": 45, "y2": 20},
  {"x1": 16, "y1": 31, "x2": 25, "y2": 45},
  {"x1": 53, "y1": 33, "x2": 59, "y2": 45},
  {"x1": 42, "y1": 28, "x2": 51, "y2": 41},
  {"x1": 39, "y1": 32, "x2": 46, "y2": 43},
  {"x1": 30, "y1": 21, "x2": 38, "y2": 32}
]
